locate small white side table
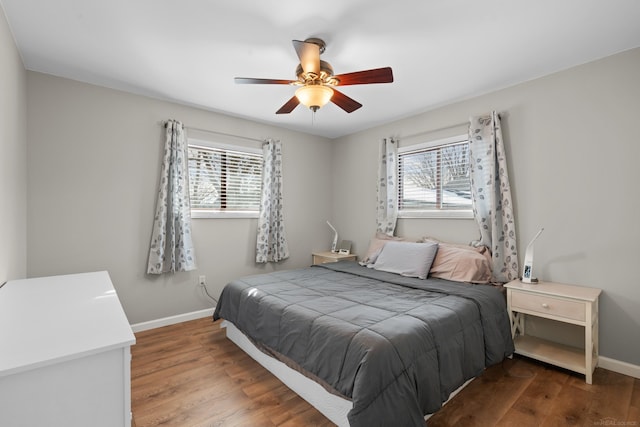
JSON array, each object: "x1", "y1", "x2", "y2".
[
  {"x1": 504, "y1": 279, "x2": 601, "y2": 384},
  {"x1": 312, "y1": 251, "x2": 357, "y2": 265}
]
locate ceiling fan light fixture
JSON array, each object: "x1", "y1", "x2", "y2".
[{"x1": 295, "y1": 85, "x2": 334, "y2": 112}]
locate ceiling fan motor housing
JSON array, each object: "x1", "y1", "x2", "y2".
[{"x1": 295, "y1": 61, "x2": 337, "y2": 85}]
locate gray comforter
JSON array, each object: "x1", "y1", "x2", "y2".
[{"x1": 213, "y1": 261, "x2": 514, "y2": 427}]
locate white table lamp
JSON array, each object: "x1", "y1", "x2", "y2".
[
  {"x1": 522, "y1": 228, "x2": 544, "y2": 283},
  {"x1": 326, "y1": 221, "x2": 338, "y2": 253}
]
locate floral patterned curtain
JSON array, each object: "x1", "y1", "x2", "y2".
[
  {"x1": 256, "y1": 139, "x2": 290, "y2": 263},
  {"x1": 376, "y1": 137, "x2": 398, "y2": 236},
  {"x1": 147, "y1": 120, "x2": 197, "y2": 274},
  {"x1": 468, "y1": 112, "x2": 518, "y2": 282}
]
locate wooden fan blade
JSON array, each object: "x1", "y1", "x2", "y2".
[
  {"x1": 235, "y1": 77, "x2": 295, "y2": 85},
  {"x1": 333, "y1": 67, "x2": 394, "y2": 86},
  {"x1": 276, "y1": 96, "x2": 300, "y2": 114},
  {"x1": 292, "y1": 40, "x2": 320, "y2": 75},
  {"x1": 331, "y1": 89, "x2": 362, "y2": 113}
]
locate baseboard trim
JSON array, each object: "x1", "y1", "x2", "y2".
[
  {"x1": 599, "y1": 356, "x2": 640, "y2": 379},
  {"x1": 130, "y1": 308, "x2": 215, "y2": 333},
  {"x1": 130, "y1": 311, "x2": 640, "y2": 381}
]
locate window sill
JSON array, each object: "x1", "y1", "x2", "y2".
[
  {"x1": 398, "y1": 210, "x2": 474, "y2": 219},
  {"x1": 191, "y1": 210, "x2": 259, "y2": 219}
]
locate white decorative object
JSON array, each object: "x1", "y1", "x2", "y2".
[
  {"x1": 327, "y1": 220, "x2": 338, "y2": 253},
  {"x1": 0, "y1": 271, "x2": 135, "y2": 427},
  {"x1": 522, "y1": 228, "x2": 544, "y2": 283}
]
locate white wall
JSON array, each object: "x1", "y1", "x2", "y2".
[
  {"x1": 0, "y1": 5, "x2": 27, "y2": 283},
  {"x1": 331, "y1": 48, "x2": 640, "y2": 366},
  {"x1": 26, "y1": 72, "x2": 333, "y2": 324},
  {"x1": 18, "y1": 34, "x2": 640, "y2": 364}
]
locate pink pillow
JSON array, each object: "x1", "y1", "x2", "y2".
[{"x1": 421, "y1": 237, "x2": 493, "y2": 284}]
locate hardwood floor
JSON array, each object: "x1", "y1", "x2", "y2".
[{"x1": 131, "y1": 317, "x2": 640, "y2": 427}]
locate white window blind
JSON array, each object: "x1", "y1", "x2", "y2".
[
  {"x1": 398, "y1": 136, "x2": 472, "y2": 217},
  {"x1": 188, "y1": 143, "x2": 262, "y2": 217}
]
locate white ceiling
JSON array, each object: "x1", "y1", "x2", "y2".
[{"x1": 3, "y1": 0, "x2": 640, "y2": 139}]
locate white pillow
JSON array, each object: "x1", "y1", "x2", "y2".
[
  {"x1": 372, "y1": 241, "x2": 439, "y2": 279},
  {"x1": 359, "y1": 233, "x2": 406, "y2": 265}
]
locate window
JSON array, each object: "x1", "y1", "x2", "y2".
[
  {"x1": 188, "y1": 139, "x2": 262, "y2": 218},
  {"x1": 398, "y1": 135, "x2": 473, "y2": 218}
]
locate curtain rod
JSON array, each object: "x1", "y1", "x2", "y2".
[
  {"x1": 400, "y1": 121, "x2": 469, "y2": 140},
  {"x1": 159, "y1": 121, "x2": 265, "y2": 144},
  {"x1": 400, "y1": 112, "x2": 505, "y2": 141}
]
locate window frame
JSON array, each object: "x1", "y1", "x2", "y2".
[
  {"x1": 187, "y1": 138, "x2": 263, "y2": 219},
  {"x1": 397, "y1": 134, "x2": 474, "y2": 219}
]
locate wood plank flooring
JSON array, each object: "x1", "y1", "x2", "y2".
[{"x1": 131, "y1": 317, "x2": 640, "y2": 427}]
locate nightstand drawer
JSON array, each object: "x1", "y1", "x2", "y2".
[{"x1": 511, "y1": 292, "x2": 585, "y2": 322}]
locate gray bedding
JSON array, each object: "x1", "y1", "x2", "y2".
[{"x1": 213, "y1": 261, "x2": 514, "y2": 427}]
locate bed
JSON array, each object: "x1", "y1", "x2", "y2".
[{"x1": 213, "y1": 260, "x2": 514, "y2": 427}]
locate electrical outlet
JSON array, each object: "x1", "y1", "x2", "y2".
[{"x1": 198, "y1": 275, "x2": 206, "y2": 286}]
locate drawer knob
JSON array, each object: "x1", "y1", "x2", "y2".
[{"x1": 541, "y1": 303, "x2": 550, "y2": 309}]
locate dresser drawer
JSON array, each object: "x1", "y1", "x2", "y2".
[{"x1": 511, "y1": 291, "x2": 585, "y2": 322}]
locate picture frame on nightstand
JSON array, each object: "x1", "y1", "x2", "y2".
[{"x1": 337, "y1": 240, "x2": 352, "y2": 255}]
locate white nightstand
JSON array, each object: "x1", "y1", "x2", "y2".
[
  {"x1": 504, "y1": 279, "x2": 601, "y2": 384},
  {"x1": 312, "y1": 251, "x2": 357, "y2": 265}
]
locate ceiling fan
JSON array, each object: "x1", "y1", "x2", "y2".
[{"x1": 234, "y1": 38, "x2": 394, "y2": 114}]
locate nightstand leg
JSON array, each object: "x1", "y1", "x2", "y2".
[
  {"x1": 585, "y1": 301, "x2": 596, "y2": 384},
  {"x1": 509, "y1": 311, "x2": 524, "y2": 338}
]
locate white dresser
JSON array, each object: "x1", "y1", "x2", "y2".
[{"x1": 0, "y1": 271, "x2": 136, "y2": 427}]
